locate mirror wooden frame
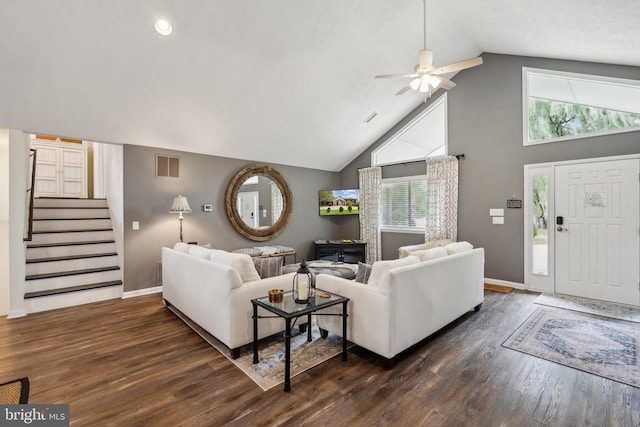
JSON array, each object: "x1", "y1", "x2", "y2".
[{"x1": 225, "y1": 164, "x2": 293, "y2": 241}]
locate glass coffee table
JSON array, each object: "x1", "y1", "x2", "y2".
[{"x1": 251, "y1": 289, "x2": 349, "y2": 392}]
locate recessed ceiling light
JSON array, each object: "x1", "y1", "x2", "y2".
[{"x1": 154, "y1": 19, "x2": 173, "y2": 36}]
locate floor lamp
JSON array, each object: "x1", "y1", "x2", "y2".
[{"x1": 169, "y1": 195, "x2": 192, "y2": 242}]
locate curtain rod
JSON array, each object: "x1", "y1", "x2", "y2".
[{"x1": 357, "y1": 154, "x2": 465, "y2": 170}]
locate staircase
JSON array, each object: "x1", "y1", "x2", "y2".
[{"x1": 24, "y1": 197, "x2": 123, "y2": 313}]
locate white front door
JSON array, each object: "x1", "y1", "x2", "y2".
[
  {"x1": 555, "y1": 159, "x2": 639, "y2": 305},
  {"x1": 237, "y1": 191, "x2": 259, "y2": 228}
]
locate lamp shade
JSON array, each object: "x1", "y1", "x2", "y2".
[{"x1": 169, "y1": 195, "x2": 192, "y2": 214}]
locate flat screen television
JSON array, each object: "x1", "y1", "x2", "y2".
[{"x1": 319, "y1": 189, "x2": 360, "y2": 216}]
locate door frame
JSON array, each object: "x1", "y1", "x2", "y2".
[{"x1": 524, "y1": 153, "x2": 640, "y2": 293}]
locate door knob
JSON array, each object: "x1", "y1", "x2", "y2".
[{"x1": 556, "y1": 226, "x2": 567, "y2": 232}]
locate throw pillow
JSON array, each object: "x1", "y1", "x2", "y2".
[
  {"x1": 410, "y1": 247, "x2": 448, "y2": 262},
  {"x1": 367, "y1": 256, "x2": 420, "y2": 288},
  {"x1": 210, "y1": 250, "x2": 261, "y2": 282},
  {"x1": 355, "y1": 262, "x2": 372, "y2": 284},
  {"x1": 252, "y1": 257, "x2": 283, "y2": 279},
  {"x1": 188, "y1": 245, "x2": 212, "y2": 259},
  {"x1": 173, "y1": 242, "x2": 190, "y2": 253},
  {"x1": 233, "y1": 247, "x2": 263, "y2": 257},
  {"x1": 444, "y1": 241, "x2": 473, "y2": 255}
]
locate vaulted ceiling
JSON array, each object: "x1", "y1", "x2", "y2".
[{"x1": 1, "y1": 1, "x2": 638, "y2": 171}]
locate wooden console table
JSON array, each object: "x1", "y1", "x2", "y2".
[{"x1": 314, "y1": 240, "x2": 366, "y2": 264}]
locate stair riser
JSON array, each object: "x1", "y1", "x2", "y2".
[
  {"x1": 33, "y1": 208, "x2": 110, "y2": 219},
  {"x1": 25, "y1": 285, "x2": 123, "y2": 314},
  {"x1": 27, "y1": 243, "x2": 117, "y2": 259},
  {"x1": 26, "y1": 256, "x2": 119, "y2": 276},
  {"x1": 30, "y1": 230, "x2": 115, "y2": 245},
  {"x1": 25, "y1": 269, "x2": 122, "y2": 293},
  {"x1": 34, "y1": 198, "x2": 108, "y2": 208},
  {"x1": 33, "y1": 219, "x2": 112, "y2": 232}
]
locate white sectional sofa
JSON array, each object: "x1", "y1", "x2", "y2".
[
  {"x1": 162, "y1": 245, "x2": 298, "y2": 358},
  {"x1": 315, "y1": 244, "x2": 484, "y2": 367}
]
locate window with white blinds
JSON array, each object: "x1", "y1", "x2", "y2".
[{"x1": 380, "y1": 176, "x2": 427, "y2": 233}]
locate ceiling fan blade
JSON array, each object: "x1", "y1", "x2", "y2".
[
  {"x1": 418, "y1": 50, "x2": 433, "y2": 69},
  {"x1": 432, "y1": 57, "x2": 483, "y2": 75},
  {"x1": 395, "y1": 85, "x2": 412, "y2": 96},
  {"x1": 375, "y1": 73, "x2": 420, "y2": 79},
  {"x1": 433, "y1": 75, "x2": 456, "y2": 90}
]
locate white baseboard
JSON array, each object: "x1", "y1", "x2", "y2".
[
  {"x1": 122, "y1": 286, "x2": 162, "y2": 299},
  {"x1": 484, "y1": 278, "x2": 525, "y2": 290},
  {"x1": 6, "y1": 309, "x2": 27, "y2": 319}
]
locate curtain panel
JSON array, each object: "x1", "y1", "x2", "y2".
[
  {"x1": 425, "y1": 155, "x2": 458, "y2": 242},
  {"x1": 359, "y1": 166, "x2": 382, "y2": 264}
]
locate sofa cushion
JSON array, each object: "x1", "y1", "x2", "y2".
[
  {"x1": 252, "y1": 257, "x2": 283, "y2": 279},
  {"x1": 444, "y1": 241, "x2": 473, "y2": 255},
  {"x1": 355, "y1": 262, "x2": 372, "y2": 284},
  {"x1": 410, "y1": 247, "x2": 448, "y2": 262},
  {"x1": 173, "y1": 242, "x2": 190, "y2": 253},
  {"x1": 367, "y1": 256, "x2": 420, "y2": 288},
  {"x1": 188, "y1": 245, "x2": 212, "y2": 259},
  {"x1": 210, "y1": 250, "x2": 261, "y2": 282}
]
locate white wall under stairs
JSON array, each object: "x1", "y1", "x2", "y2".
[{"x1": 24, "y1": 197, "x2": 123, "y2": 313}]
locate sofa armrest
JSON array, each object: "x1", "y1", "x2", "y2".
[{"x1": 315, "y1": 274, "x2": 392, "y2": 358}]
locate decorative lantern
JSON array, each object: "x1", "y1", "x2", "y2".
[{"x1": 293, "y1": 260, "x2": 314, "y2": 304}]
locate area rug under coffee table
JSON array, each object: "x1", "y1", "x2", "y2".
[
  {"x1": 168, "y1": 305, "x2": 349, "y2": 391},
  {"x1": 503, "y1": 307, "x2": 640, "y2": 388}
]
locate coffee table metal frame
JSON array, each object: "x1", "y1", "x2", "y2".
[{"x1": 251, "y1": 289, "x2": 349, "y2": 392}]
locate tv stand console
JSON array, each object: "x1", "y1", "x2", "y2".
[{"x1": 314, "y1": 240, "x2": 366, "y2": 264}]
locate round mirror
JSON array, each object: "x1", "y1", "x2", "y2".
[{"x1": 225, "y1": 164, "x2": 293, "y2": 241}]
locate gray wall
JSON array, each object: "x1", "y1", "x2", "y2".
[
  {"x1": 123, "y1": 145, "x2": 343, "y2": 291},
  {"x1": 339, "y1": 53, "x2": 640, "y2": 282}
]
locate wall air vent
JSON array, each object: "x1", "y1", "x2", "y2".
[{"x1": 156, "y1": 155, "x2": 180, "y2": 178}]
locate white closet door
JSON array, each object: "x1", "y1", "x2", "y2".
[{"x1": 32, "y1": 141, "x2": 87, "y2": 198}]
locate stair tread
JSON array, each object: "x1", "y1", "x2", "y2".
[
  {"x1": 35, "y1": 197, "x2": 107, "y2": 200},
  {"x1": 26, "y1": 265, "x2": 120, "y2": 281},
  {"x1": 33, "y1": 217, "x2": 111, "y2": 221},
  {"x1": 32, "y1": 228, "x2": 113, "y2": 234},
  {"x1": 27, "y1": 252, "x2": 118, "y2": 263},
  {"x1": 27, "y1": 239, "x2": 116, "y2": 248},
  {"x1": 24, "y1": 280, "x2": 122, "y2": 299},
  {"x1": 35, "y1": 206, "x2": 109, "y2": 209}
]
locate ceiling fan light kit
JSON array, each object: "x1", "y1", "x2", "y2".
[{"x1": 375, "y1": 0, "x2": 482, "y2": 96}]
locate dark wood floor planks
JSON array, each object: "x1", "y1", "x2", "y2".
[{"x1": 1, "y1": 290, "x2": 639, "y2": 426}]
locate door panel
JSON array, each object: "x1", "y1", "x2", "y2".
[
  {"x1": 555, "y1": 159, "x2": 639, "y2": 305},
  {"x1": 32, "y1": 141, "x2": 87, "y2": 198}
]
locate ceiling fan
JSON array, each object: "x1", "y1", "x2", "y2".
[{"x1": 375, "y1": 0, "x2": 483, "y2": 96}]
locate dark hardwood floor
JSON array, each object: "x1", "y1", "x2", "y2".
[{"x1": 1, "y1": 290, "x2": 638, "y2": 426}]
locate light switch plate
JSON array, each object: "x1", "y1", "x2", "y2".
[
  {"x1": 490, "y1": 208, "x2": 504, "y2": 217},
  {"x1": 132, "y1": 221, "x2": 139, "y2": 230},
  {"x1": 492, "y1": 216, "x2": 504, "y2": 224}
]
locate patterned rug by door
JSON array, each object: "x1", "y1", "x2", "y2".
[
  {"x1": 503, "y1": 308, "x2": 640, "y2": 388},
  {"x1": 535, "y1": 293, "x2": 640, "y2": 323}
]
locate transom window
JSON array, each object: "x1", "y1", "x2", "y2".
[
  {"x1": 523, "y1": 68, "x2": 640, "y2": 145},
  {"x1": 372, "y1": 94, "x2": 447, "y2": 166}
]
